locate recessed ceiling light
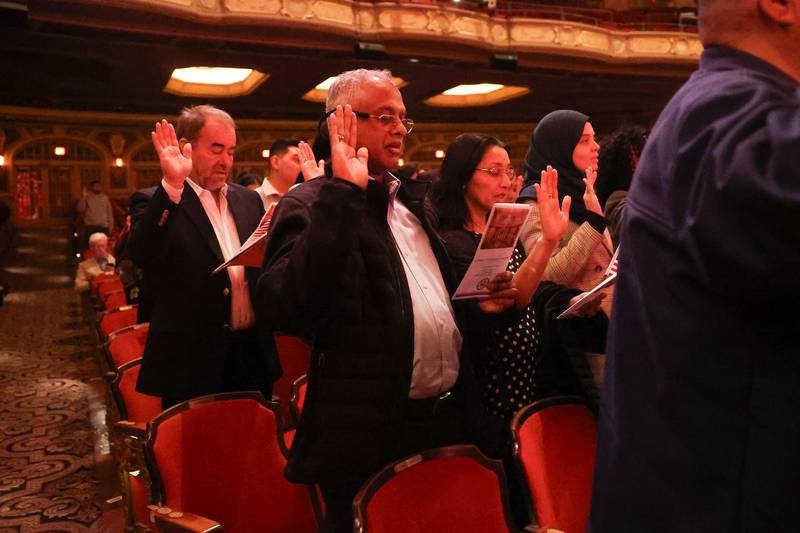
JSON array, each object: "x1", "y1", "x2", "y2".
[
  {"x1": 442, "y1": 83, "x2": 504, "y2": 96},
  {"x1": 426, "y1": 84, "x2": 530, "y2": 107},
  {"x1": 172, "y1": 67, "x2": 254, "y2": 85},
  {"x1": 164, "y1": 67, "x2": 268, "y2": 98},
  {"x1": 314, "y1": 76, "x2": 339, "y2": 91},
  {"x1": 302, "y1": 76, "x2": 408, "y2": 103}
]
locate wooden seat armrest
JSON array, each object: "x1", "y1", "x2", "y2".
[
  {"x1": 148, "y1": 506, "x2": 222, "y2": 533},
  {"x1": 113, "y1": 420, "x2": 147, "y2": 440}
]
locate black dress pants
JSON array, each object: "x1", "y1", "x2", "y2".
[
  {"x1": 161, "y1": 327, "x2": 274, "y2": 410},
  {"x1": 319, "y1": 391, "x2": 466, "y2": 533}
]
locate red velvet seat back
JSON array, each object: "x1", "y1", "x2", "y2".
[
  {"x1": 116, "y1": 361, "x2": 161, "y2": 423},
  {"x1": 357, "y1": 446, "x2": 515, "y2": 533},
  {"x1": 295, "y1": 379, "x2": 307, "y2": 416},
  {"x1": 98, "y1": 278, "x2": 124, "y2": 299},
  {"x1": 104, "y1": 290, "x2": 127, "y2": 310},
  {"x1": 514, "y1": 400, "x2": 597, "y2": 533},
  {"x1": 91, "y1": 272, "x2": 118, "y2": 295},
  {"x1": 99, "y1": 305, "x2": 138, "y2": 338},
  {"x1": 149, "y1": 395, "x2": 318, "y2": 533},
  {"x1": 289, "y1": 374, "x2": 308, "y2": 426},
  {"x1": 273, "y1": 335, "x2": 311, "y2": 421},
  {"x1": 107, "y1": 324, "x2": 149, "y2": 368}
]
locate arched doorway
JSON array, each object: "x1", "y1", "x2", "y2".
[{"x1": 12, "y1": 139, "x2": 105, "y2": 226}]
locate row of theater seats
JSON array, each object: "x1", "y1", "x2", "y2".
[{"x1": 89, "y1": 272, "x2": 597, "y2": 533}]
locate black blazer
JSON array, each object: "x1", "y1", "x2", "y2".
[
  {"x1": 129, "y1": 182, "x2": 277, "y2": 398},
  {"x1": 128, "y1": 186, "x2": 157, "y2": 322}
]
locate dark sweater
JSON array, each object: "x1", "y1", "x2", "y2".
[{"x1": 257, "y1": 175, "x2": 458, "y2": 485}]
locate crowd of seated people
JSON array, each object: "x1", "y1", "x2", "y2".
[{"x1": 76, "y1": 2, "x2": 800, "y2": 527}]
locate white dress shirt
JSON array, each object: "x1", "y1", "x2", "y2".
[
  {"x1": 257, "y1": 178, "x2": 282, "y2": 210},
  {"x1": 162, "y1": 178, "x2": 255, "y2": 330},
  {"x1": 385, "y1": 177, "x2": 462, "y2": 399}
]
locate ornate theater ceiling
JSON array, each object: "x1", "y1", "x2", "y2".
[{"x1": 4, "y1": 0, "x2": 700, "y2": 131}]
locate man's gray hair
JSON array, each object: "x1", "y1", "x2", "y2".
[
  {"x1": 89, "y1": 232, "x2": 108, "y2": 246},
  {"x1": 176, "y1": 105, "x2": 236, "y2": 144},
  {"x1": 326, "y1": 69, "x2": 394, "y2": 111}
]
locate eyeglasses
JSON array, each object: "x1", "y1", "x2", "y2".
[
  {"x1": 351, "y1": 111, "x2": 414, "y2": 134},
  {"x1": 476, "y1": 167, "x2": 515, "y2": 179},
  {"x1": 318, "y1": 109, "x2": 415, "y2": 137}
]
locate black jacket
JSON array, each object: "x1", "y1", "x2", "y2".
[
  {"x1": 257, "y1": 175, "x2": 464, "y2": 485},
  {"x1": 129, "y1": 183, "x2": 278, "y2": 398}
]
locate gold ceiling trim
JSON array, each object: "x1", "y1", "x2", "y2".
[{"x1": 45, "y1": 0, "x2": 702, "y2": 64}]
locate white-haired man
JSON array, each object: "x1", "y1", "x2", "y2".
[
  {"x1": 257, "y1": 69, "x2": 515, "y2": 531},
  {"x1": 74, "y1": 232, "x2": 115, "y2": 292}
]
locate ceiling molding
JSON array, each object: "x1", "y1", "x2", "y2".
[{"x1": 30, "y1": 0, "x2": 701, "y2": 72}]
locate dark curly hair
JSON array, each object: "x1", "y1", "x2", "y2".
[{"x1": 596, "y1": 124, "x2": 648, "y2": 208}]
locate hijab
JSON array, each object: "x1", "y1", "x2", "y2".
[{"x1": 517, "y1": 109, "x2": 590, "y2": 223}]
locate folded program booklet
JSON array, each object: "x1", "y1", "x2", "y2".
[
  {"x1": 212, "y1": 202, "x2": 276, "y2": 274},
  {"x1": 452, "y1": 203, "x2": 531, "y2": 300}
]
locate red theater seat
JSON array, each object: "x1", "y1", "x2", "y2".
[
  {"x1": 283, "y1": 374, "x2": 309, "y2": 450},
  {"x1": 91, "y1": 272, "x2": 118, "y2": 296},
  {"x1": 144, "y1": 392, "x2": 321, "y2": 533},
  {"x1": 273, "y1": 335, "x2": 311, "y2": 424},
  {"x1": 103, "y1": 289, "x2": 127, "y2": 310},
  {"x1": 97, "y1": 304, "x2": 138, "y2": 338},
  {"x1": 511, "y1": 396, "x2": 597, "y2": 533},
  {"x1": 97, "y1": 278, "x2": 124, "y2": 299},
  {"x1": 107, "y1": 358, "x2": 162, "y2": 531},
  {"x1": 353, "y1": 445, "x2": 519, "y2": 532},
  {"x1": 104, "y1": 323, "x2": 149, "y2": 369},
  {"x1": 109, "y1": 358, "x2": 161, "y2": 426},
  {"x1": 289, "y1": 373, "x2": 308, "y2": 425}
]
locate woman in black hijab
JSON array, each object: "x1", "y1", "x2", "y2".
[{"x1": 517, "y1": 110, "x2": 615, "y2": 314}]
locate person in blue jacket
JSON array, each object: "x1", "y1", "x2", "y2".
[{"x1": 590, "y1": 0, "x2": 800, "y2": 531}]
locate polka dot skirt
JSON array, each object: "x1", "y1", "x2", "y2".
[{"x1": 482, "y1": 246, "x2": 541, "y2": 422}]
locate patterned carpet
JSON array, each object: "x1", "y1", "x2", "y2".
[{"x1": 0, "y1": 227, "x2": 123, "y2": 532}]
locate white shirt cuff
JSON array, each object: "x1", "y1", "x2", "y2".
[{"x1": 161, "y1": 178, "x2": 184, "y2": 204}]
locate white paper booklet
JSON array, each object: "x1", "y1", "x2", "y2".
[
  {"x1": 452, "y1": 203, "x2": 531, "y2": 300},
  {"x1": 212, "y1": 202, "x2": 276, "y2": 274}
]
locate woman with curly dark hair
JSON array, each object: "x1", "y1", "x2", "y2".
[{"x1": 596, "y1": 124, "x2": 648, "y2": 247}]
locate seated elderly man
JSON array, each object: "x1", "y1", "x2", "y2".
[{"x1": 75, "y1": 232, "x2": 115, "y2": 292}]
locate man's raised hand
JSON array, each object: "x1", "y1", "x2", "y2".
[
  {"x1": 298, "y1": 140, "x2": 325, "y2": 182},
  {"x1": 152, "y1": 119, "x2": 192, "y2": 189},
  {"x1": 327, "y1": 105, "x2": 369, "y2": 190}
]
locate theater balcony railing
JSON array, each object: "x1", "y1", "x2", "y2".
[{"x1": 30, "y1": 0, "x2": 702, "y2": 68}]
